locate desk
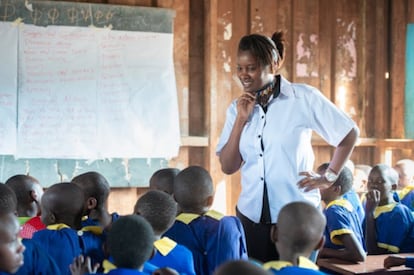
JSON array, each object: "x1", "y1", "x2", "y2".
[{"x1": 317, "y1": 254, "x2": 414, "y2": 274}]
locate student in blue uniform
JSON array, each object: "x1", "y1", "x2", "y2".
[
  {"x1": 5, "y1": 174, "x2": 43, "y2": 223},
  {"x1": 163, "y1": 165, "x2": 248, "y2": 275},
  {"x1": 32, "y1": 182, "x2": 104, "y2": 275},
  {"x1": 365, "y1": 164, "x2": 414, "y2": 254},
  {"x1": 5, "y1": 174, "x2": 45, "y2": 238},
  {"x1": 0, "y1": 212, "x2": 25, "y2": 274},
  {"x1": 70, "y1": 215, "x2": 156, "y2": 275},
  {"x1": 149, "y1": 168, "x2": 180, "y2": 195},
  {"x1": 316, "y1": 163, "x2": 366, "y2": 263},
  {"x1": 134, "y1": 190, "x2": 196, "y2": 275},
  {"x1": 263, "y1": 201, "x2": 327, "y2": 274},
  {"x1": 0, "y1": 183, "x2": 17, "y2": 214},
  {"x1": 393, "y1": 159, "x2": 414, "y2": 211},
  {"x1": 0, "y1": 183, "x2": 61, "y2": 275},
  {"x1": 71, "y1": 171, "x2": 119, "y2": 232}
]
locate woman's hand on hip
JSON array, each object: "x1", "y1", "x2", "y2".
[{"x1": 297, "y1": 171, "x2": 334, "y2": 191}]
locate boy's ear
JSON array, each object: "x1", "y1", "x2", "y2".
[
  {"x1": 391, "y1": 183, "x2": 398, "y2": 191},
  {"x1": 30, "y1": 190, "x2": 39, "y2": 202},
  {"x1": 86, "y1": 197, "x2": 97, "y2": 210},
  {"x1": 45, "y1": 212, "x2": 56, "y2": 225},
  {"x1": 270, "y1": 224, "x2": 278, "y2": 243},
  {"x1": 205, "y1": 195, "x2": 214, "y2": 207},
  {"x1": 333, "y1": 185, "x2": 341, "y2": 194}
]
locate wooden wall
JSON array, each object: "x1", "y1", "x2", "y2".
[{"x1": 60, "y1": 0, "x2": 414, "y2": 215}]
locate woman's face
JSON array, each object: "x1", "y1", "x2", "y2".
[{"x1": 237, "y1": 50, "x2": 273, "y2": 94}]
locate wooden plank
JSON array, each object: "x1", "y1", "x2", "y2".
[
  {"x1": 374, "y1": 0, "x2": 390, "y2": 138},
  {"x1": 359, "y1": 0, "x2": 376, "y2": 138},
  {"x1": 318, "y1": 0, "x2": 333, "y2": 99},
  {"x1": 390, "y1": 0, "x2": 407, "y2": 138},
  {"x1": 292, "y1": 0, "x2": 320, "y2": 88},
  {"x1": 249, "y1": 0, "x2": 277, "y2": 35},
  {"x1": 189, "y1": 0, "x2": 205, "y2": 136},
  {"x1": 275, "y1": 0, "x2": 293, "y2": 79},
  {"x1": 332, "y1": 0, "x2": 360, "y2": 127}
]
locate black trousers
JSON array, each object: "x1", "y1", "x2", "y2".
[{"x1": 236, "y1": 207, "x2": 279, "y2": 263}]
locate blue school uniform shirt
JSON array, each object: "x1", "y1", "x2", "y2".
[
  {"x1": 264, "y1": 256, "x2": 327, "y2": 274},
  {"x1": 365, "y1": 202, "x2": 414, "y2": 253},
  {"x1": 406, "y1": 257, "x2": 414, "y2": 268},
  {"x1": 0, "y1": 238, "x2": 61, "y2": 275},
  {"x1": 94, "y1": 268, "x2": 147, "y2": 275},
  {"x1": 32, "y1": 223, "x2": 105, "y2": 275},
  {"x1": 343, "y1": 189, "x2": 365, "y2": 223},
  {"x1": 323, "y1": 198, "x2": 366, "y2": 252},
  {"x1": 102, "y1": 257, "x2": 158, "y2": 275},
  {"x1": 82, "y1": 212, "x2": 120, "y2": 228},
  {"x1": 163, "y1": 210, "x2": 248, "y2": 275},
  {"x1": 396, "y1": 186, "x2": 414, "y2": 211},
  {"x1": 149, "y1": 237, "x2": 196, "y2": 275}
]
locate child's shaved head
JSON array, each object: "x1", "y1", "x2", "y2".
[
  {"x1": 173, "y1": 166, "x2": 214, "y2": 212},
  {"x1": 275, "y1": 201, "x2": 326, "y2": 256}
]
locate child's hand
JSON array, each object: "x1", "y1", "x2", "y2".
[
  {"x1": 365, "y1": 189, "x2": 380, "y2": 212},
  {"x1": 70, "y1": 255, "x2": 100, "y2": 275},
  {"x1": 384, "y1": 255, "x2": 406, "y2": 269}
]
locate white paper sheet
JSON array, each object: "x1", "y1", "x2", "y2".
[
  {"x1": 13, "y1": 24, "x2": 180, "y2": 159},
  {"x1": 0, "y1": 22, "x2": 18, "y2": 155}
]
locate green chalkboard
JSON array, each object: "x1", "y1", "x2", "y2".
[
  {"x1": 0, "y1": 0, "x2": 175, "y2": 187},
  {"x1": 0, "y1": 0, "x2": 174, "y2": 32},
  {"x1": 0, "y1": 155, "x2": 169, "y2": 187}
]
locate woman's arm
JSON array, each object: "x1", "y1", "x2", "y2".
[
  {"x1": 219, "y1": 93, "x2": 255, "y2": 175},
  {"x1": 328, "y1": 126, "x2": 359, "y2": 175},
  {"x1": 298, "y1": 126, "x2": 359, "y2": 191}
]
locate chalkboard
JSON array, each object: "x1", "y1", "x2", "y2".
[
  {"x1": 0, "y1": 0, "x2": 174, "y2": 32},
  {"x1": 0, "y1": 0, "x2": 177, "y2": 187}
]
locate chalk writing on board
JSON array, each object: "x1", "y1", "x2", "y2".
[{"x1": 0, "y1": 0, "x2": 174, "y2": 32}]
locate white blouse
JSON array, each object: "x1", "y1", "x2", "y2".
[{"x1": 216, "y1": 76, "x2": 357, "y2": 223}]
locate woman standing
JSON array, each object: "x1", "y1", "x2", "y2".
[{"x1": 216, "y1": 32, "x2": 359, "y2": 262}]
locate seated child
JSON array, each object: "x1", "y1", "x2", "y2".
[
  {"x1": 214, "y1": 260, "x2": 271, "y2": 275},
  {"x1": 149, "y1": 168, "x2": 180, "y2": 195},
  {"x1": 0, "y1": 183, "x2": 17, "y2": 215},
  {"x1": 5, "y1": 174, "x2": 43, "y2": 220},
  {"x1": 163, "y1": 165, "x2": 248, "y2": 275},
  {"x1": 70, "y1": 215, "x2": 156, "y2": 275},
  {"x1": 263, "y1": 201, "x2": 327, "y2": 274},
  {"x1": 365, "y1": 163, "x2": 414, "y2": 254},
  {"x1": 0, "y1": 183, "x2": 61, "y2": 275},
  {"x1": 32, "y1": 182, "x2": 104, "y2": 275},
  {"x1": 134, "y1": 190, "x2": 196, "y2": 275},
  {"x1": 71, "y1": 171, "x2": 118, "y2": 232},
  {"x1": 393, "y1": 159, "x2": 414, "y2": 211},
  {"x1": 354, "y1": 164, "x2": 371, "y2": 196},
  {"x1": 0, "y1": 212, "x2": 25, "y2": 274},
  {"x1": 5, "y1": 175, "x2": 46, "y2": 238},
  {"x1": 317, "y1": 163, "x2": 366, "y2": 263},
  {"x1": 342, "y1": 161, "x2": 365, "y2": 224}
]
